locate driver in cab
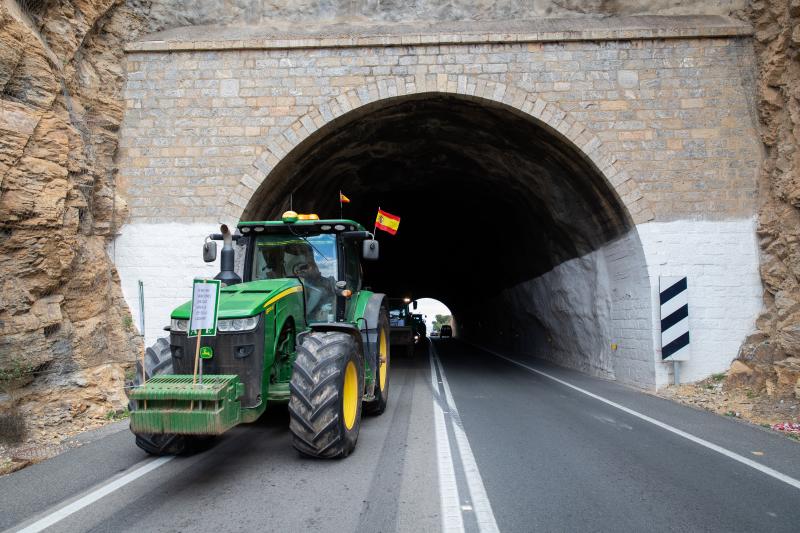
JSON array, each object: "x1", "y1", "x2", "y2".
[{"x1": 284, "y1": 243, "x2": 337, "y2": 322}]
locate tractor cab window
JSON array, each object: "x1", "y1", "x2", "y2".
[
  {"x1": 344, "y1": 240, "x2": 362, "y2": 291},
  {"x1": 253, "y1": 234, "x2": 338, "y2": 322},
  {"x1": 389, "y1": 303, "x2": 410, "y2": 327}
]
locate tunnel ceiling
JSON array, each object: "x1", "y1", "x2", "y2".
[{"x1": 245, "y1": 94, "x2": 631, "y2": 311}]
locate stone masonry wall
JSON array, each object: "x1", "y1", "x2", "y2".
[{"x1": 118, "y1": 28, "x2": 760, "y2": 225}]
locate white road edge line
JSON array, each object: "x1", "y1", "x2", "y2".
[
  {"x1": 431, "y1": 344, "x2": 500, "y2": 533},
  {"x1": 12, "y1": 456, "x2": 174, "y2": 533},
  {"x1": 477, "y1": 344, "x2": 800, "y2": 492},
  {"x1": 430, "y1": 348, "x2": 465, "y2": 533}
]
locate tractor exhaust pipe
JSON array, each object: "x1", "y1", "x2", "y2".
[{"x1": 214, "y1": 224, "x2": 241, "y2": 286}]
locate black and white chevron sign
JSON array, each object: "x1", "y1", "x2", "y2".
[{"x1": 660, "y1": 276, "x2": 690, "y2": 361}]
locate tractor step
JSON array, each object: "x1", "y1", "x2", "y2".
[
  {"x1": 129, "y1": 375, "x2": 244, "y2": 435},
  {"x1": 267, "y1": 382, "x2": 290, "y2": 402}
]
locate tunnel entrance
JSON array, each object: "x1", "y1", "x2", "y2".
[
  {"x1": 243, "y1": 93, "x2": 654, "y2": 385},
  {"x1": 414, "y1": 298, "x2": 454, "y2": 337}
]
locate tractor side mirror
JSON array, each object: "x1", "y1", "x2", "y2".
[
  {"x1": 362, "y1": 239, "x2": 379, "y2": 261},
  {"x1": 413, "y1": 300, "x2": 418, "y2": 310},
  {"x1": 203, "y1": 240, "x2": 217, "y2": 263}
]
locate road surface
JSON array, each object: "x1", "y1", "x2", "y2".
[{"x1": 2, "y1": 340, "x2": 799, "y2": 532}]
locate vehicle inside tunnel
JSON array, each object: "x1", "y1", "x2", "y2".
[{"x1": 243, "y1": 93, "x2": 654, "y2": 384}]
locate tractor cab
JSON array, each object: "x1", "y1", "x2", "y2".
[{"x1": 237, "y1": 213, "x2": 378, "y2": 325}]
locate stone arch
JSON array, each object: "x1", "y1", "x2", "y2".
[
  {"x1": 224, "y1": 75, "x2": 654, "y2": 224},
  {"x1": 215, "y1": 73, "x2": 658, "y2": 387}
]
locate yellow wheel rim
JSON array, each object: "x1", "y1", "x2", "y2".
[
  {"x1": 378, "y1": 329, "x2": 388, "y2": 392},
  {"x1": 343, "y1": 360, "x2": 358, "y2": 430}
]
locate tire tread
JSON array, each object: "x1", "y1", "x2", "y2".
[{"x1": 289, "y1": 331, "x2": 361, "y2": 458}]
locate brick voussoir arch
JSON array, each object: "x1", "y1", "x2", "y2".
[{"x1": 225, "y1": 75, "x2": 655, "y2": 224}]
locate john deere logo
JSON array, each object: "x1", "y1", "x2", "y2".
[{"x1": 199, "y1": 346, "x2": 214, "y2": 359}]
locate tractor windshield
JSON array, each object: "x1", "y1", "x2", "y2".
[
  {"x1": 389, "y1": 303, "x2": 410, "y2": 327},
  {"x1": 253, "y1": 234, "x2": 338, "y2": 322}
]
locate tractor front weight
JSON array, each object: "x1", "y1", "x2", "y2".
[{"x1": 129, "y1": 375, "x2": 244, "y2": 435}]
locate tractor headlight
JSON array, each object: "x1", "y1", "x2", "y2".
[
  {"x1": 217, "y1": 316, "x2": 259, "y2": 333},
  {"x1": 171, "y1": 318, "x2": 189, "y2": 332}
]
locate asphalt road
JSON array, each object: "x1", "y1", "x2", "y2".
[{"x1": 2, "y1": 339, "x2": 799, "y2": 532}]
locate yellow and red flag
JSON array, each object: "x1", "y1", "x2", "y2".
[
  {"x1": 375, "y1": 209, "x2": 400, "y2": 235},
  {"x1": 339, "y1": 191, "x2": 350, "y2": 204}
]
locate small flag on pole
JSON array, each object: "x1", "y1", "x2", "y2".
[
  {"x1": 375, "y1": 209, "x2": 400, "y2": 235},
  {"x1": 339, "y1": 191, "x2": 351, "y2": 204}
]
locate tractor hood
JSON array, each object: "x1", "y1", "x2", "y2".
[{"x1": 170, "y1": 279, "x2": 301, "y2": 320}]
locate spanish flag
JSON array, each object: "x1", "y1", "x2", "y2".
[
  {"x1": 339, "y1": 191, "x2": 350, "y2": 204},
  {"x1": 375, "y1": 209, "x2": 400, "y2": 235}
]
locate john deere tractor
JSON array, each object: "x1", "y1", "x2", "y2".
[{"x1": 128, "y1": 212, "x2": 390, "y2": 459}]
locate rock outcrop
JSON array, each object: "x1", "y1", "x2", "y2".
[
  {"x1": 731, "y1": 0, "x2": 800, "y2": 400},
  {"x1": 0, "y1": 0, "x2": 144, "y2": 440}
]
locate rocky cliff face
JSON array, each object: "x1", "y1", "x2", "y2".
[
  {"x1": 731, "y1": 0, "x2": 800, "y2": 399},
  {"x1": 0, "y1": 0, "x2": 147, "y2": 443}
]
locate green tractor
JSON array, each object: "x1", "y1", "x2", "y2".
[{"x1": 128, "y1": 212, "x2": 391, "y2": 459}]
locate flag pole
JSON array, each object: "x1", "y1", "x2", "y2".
[
  {"x1": 339, "y1": 190, "x2": 343, "y2": 219},
  {"x1": 373, "y1": 206, "x2": 379, "y2": 236}
]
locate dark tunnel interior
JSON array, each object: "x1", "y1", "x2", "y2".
[{"x1": 243, "y1": 94, "x2": 632, "y2": 317}]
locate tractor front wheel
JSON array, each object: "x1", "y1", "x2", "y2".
[
  {"x1": 289, "y1": 331, "x2": 364, "y2": 458},
  {"x1": 128, "y1": 337, "x2": 215, "y2": 456}
]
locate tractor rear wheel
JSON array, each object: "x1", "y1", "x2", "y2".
[
  {"x1": 365, "y1": 310, "x2": 390, "y2": 416},
  {"x1": 289, "y1": 331, "x2": 364, "y2": 458},
  {"x1": 128, "y1": 337, "x2": 215, "y2": 456}
]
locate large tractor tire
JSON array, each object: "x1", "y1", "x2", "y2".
[
  {"x1": 288, "y1": 331, "x2": 364, "y2": 458},
  {"x1": 365, "y1": 310, "x2": 390, "y2": 416},
  {"x1": 128, "y1": 337, "x2": 214, "y2": 456}
]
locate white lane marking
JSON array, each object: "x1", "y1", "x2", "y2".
[
  {"x1": 12, "y1": 456, "x2": 174, "y2": 533},
  {"x1": 430, "y1": 350, "x2": 465, "y2": 533},
  {"x1": 478, "y1": 345, "x2": 800, "y2": 492},
  {"x1": 431, "y1": 345, "x2": 500, "y2": 533}
]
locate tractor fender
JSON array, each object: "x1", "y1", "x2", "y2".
[
  {"x1": 358, "y1": 293, "x2": 387, "y2": 395},
  {"x1": 306, "y1": 323, "x2": 365, "y2": 367},
  {"x1": 270, "y1": 289, "x2": 306, "y2": 359},
  {"x1": 274, "y1": 290, "x2": 306, "y2": 338},
  {"x1": 307, "y1": 323, "x2": 364, "y2": 352}
]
